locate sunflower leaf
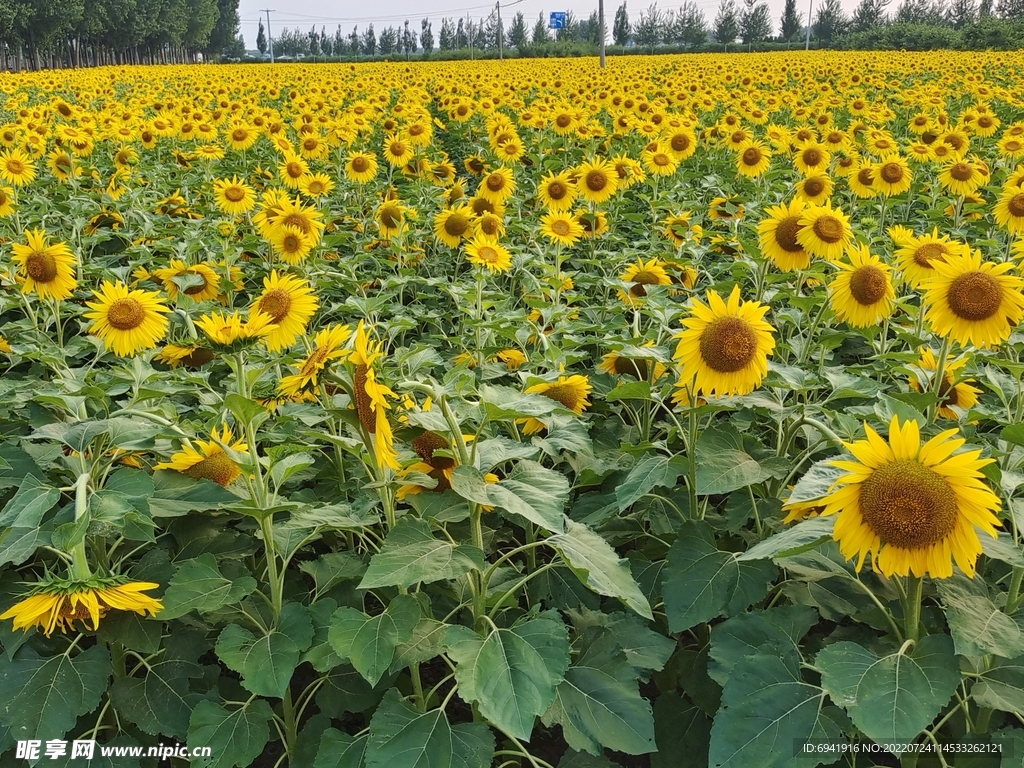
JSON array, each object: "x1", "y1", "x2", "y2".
[
  {"x1": 358, "y1": 517, "x2": 484, "y2": 589},
  {"x1": 187, "y1": 699, "x2": 273, "y2": 768}
]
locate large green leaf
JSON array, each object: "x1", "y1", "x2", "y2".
[
  {"x1": 0, "y1": 474, "x2": 61, "y2": 527},
  {"x1": 159, "y1": 554, "x2": 258, "y2": 619},
  {"x1": 694, "y1": 449, "x2": 763, "y2": 495},
  {"x1": 709, "y1": 606, "x2": 818, "y2": 685},
  {"x1": 738, "y1": 518, "x2": 835, "y2": 562},
  {"x1": 937, "y1": 575, "x2": 1024, "y2": 658},
  {"x1": 709, "y1": 650, "x2": 840, "y2": 768},
  {"x1": 445, "y1": 617, "x2": 570, "y2": 741},
  {"x1": 480, "y1": 384, "x2": 570, "y2": 420},
  {"x1": 0, "y1": 524, "x2": 52, "y2": 566},
  {"x1": 314, "y1": 729, "x2": 368, "y2": 768},
  {"x1": 329, "y1": 594, "x2": 420, "y2": 685},
  {"x1": 215, "y1": 602, "x2": 314, "y2": 698},
  {"x1": 110, "y1": 660, "x2": 203, "y2": 739},
  {"x1": 663, "y1": 521, "x2": 775, "y2": 633},
  {"x1": 0, "y1": 645, "x2": 110, "y2": 742},
  {"x1": 972, "y1": 656, "x2": 1024, "y2": 714},
  {"x1": 359, "y1": 518, "x2": 484, "y2": 589},
  {"x1": 365, "y1": 689, "x2": 494, "y2": 768},
  {"x1": 548, "y1": 520, "x2": 653, "y2": 619},
  {"x1": 150, "y1": 470, "x2": 239, "y2": 517},
  {"x1": 451, "y1": 462, "x2": 567, "y2": 533},
  {"x1": 816, "y1": 634, "x2": 960, "y2": 746},
  {"x1": 615, "y1": 455, "x2": 688, "y2": 511},
  {"x1": 786, "y1": 460, "x2": 845, "y2": 505},
  {"x1": 188, "y1": 699, "x2": 274, "y2": 768},
  {"x1": 652, "y1": 692, "x2": 711, "y2": 768}
]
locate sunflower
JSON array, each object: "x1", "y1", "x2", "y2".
[
  {"x1": 475, "y1": 211, "x2": 506, "y2": 238},
  {"x1": 300, "y1": 173, "x2": 334, "y2": 198},
  {"x1": 11, "y1": 228, "x2": 78, "y2": 301},
  {"x1": 154, "y1": 424, "x2": 248, "y2": 487},
  {"x1": 433, "y1": 205, "x2": 476, "y2": 248},
  {"x1": 278, "y1": 154, "x2": 309, "y2": 189},
  {"x1": 196, "y1": 308, "x2": 278, "y2": 349},
  {"x1": 253, "y1": 271, "x2": 319, "y2": 353},
  {"x1": 537, "y1": 171, "x2": 578, "y2": 211},
  {"x1": 640, "y1": 143, "x2": 680, "y2": 177},
  {"x1": 0, "y1": 148, "x2": 36, "y2": 185},
  {"x1": 708, "y1": 195, "x2": 744, "y2": 221},
  {"x1": 847, "y1": 161, "x2": 878, "y2": 198},
  {"x1": 349, "y1": 322, "x2": 399, "y2": 471},
  {"x1": 272, "y1": 196, "x2": 326, "y2": 246},
  {"x1": 271, "y1": 225, "x2": 314, "y2": 264},
  {"x1": 577, "y1": 210, "x2": 610, "y2": 239},
  {"x1": 793, "y1": 143, "x2": 831, "y2": 176},
  {"x1": 519, "y1": 375, "x2": 592, "y2": 435},
  {"x1": 0, "y1": 185, "x2": 14, "y2": 217},
  {"x1": 277, "y1": 324, "x2": 352, "y2": 397},
  {"x1": 894, "y1": 228, "x2": 969, "y2": 289},
  {"x1": 735, "y1": 140, "x2": 772, "y2": 178},
  {"x1": 872, "y1": 154, "x2": 913, "y2": 197},
  {"x1": 673, "y1": 285, "x2": 776, "y2": 397},
  {"x1": 663, "y1": 211, "x2": 700, "y2": 248},
  {"x1": 908, "y1": 349, "x2": 980, "y2": 420},
  {"x1": 664, "y1": 127, "x2": 698, "y2": 160},
  {"x1": 994, "y1": 185, "x2": 1024, "y2": 234},
  {"x1": 465, "y1": 234, "x2": 513, "y2": 274},
  {"x1": 397, "y1": 431, "x2": 490, "y2": 500},
  {"x1": 828, "y1": 245, "x2": 895, "y2": 328},
  {"x1": 938, "y1": 159, "x2": 985, "y2": 196},
  {"x1": 618, "y1": 258, "x2": 672, "y2": 304},
  {"x1": 227, "y1": 123, "x2": 259, "y2": 152},
  {"x1": 376, "y1": 200, "x2": 412, "y2": 240},
  {"x1": 922, "y1": 249, "x2": 1024, "y2": 348},
  {"x1": 797, "y1": 202, "x2": 853, "y2": 261},
  {"x1": 576, "y1": 159, "x2": 619, "y2": 205},
  {"x1": 1, "y1": 577, "x2": 162, "y2": 636},
  {"x1": 795, "y1": 174, "x2": 833, "y2": 205},
  {"x1": 383, "y1": 134, "x2": 414, "y2": 167},
  {"x1": 495, "y1": 348, "x2": 528, "y2": 370},
  {"x1": 84, "y1": 281, "x2": 170, "y2": 357},
  {"x1": 478, "y1": 166, "x2": 516, "y2": 206},
  {"x1": 611, "y1": 155, "x2": 646, "y2": 189},
  {"x1": 151, "y1": 260, "x2": 222, "y2": 302},
  {"x1": 757, "y1": 198, "x2": 811, "y2": 271},
  {"x1": 153, "y1": 343, "x2": 216, "y2": 368},
  {"x1": 598, "y1": 346, "x2": 667, "y2": 381},
  {"x1": 345, "y1": 152, "x2": 378, "y2": 184},
  {"x1": 813, "y1": 415, "x2": 1000, "y2": 578},
  {"x1": 540, "y1": 211, "x2": 584, "y2": 247}
]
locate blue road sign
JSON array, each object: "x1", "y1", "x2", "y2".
[{"x1": 549, "y1": 11, "x2": 566, "y2": 29}]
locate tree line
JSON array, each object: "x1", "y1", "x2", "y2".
[{"x1": 0, "y1": 0, "x2": 243, "y2": 70}]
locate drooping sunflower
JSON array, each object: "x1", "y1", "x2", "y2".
[
  {"x1": 618, "y1": 258, "x2": 672, "y2": 305},
  {"x1": 0, "y1": 148, "x2": 36, "y2": 186},
  {"x1": 894, "y1": 228, "x2": 969, "y2": 289},
  {"x1": 873, "y1": 154, "x2": 913, "y2": 197},
  {"x1": 540, "y1": 211, "x2": 584, "y2": 247},
  {"x1": 1, "y1": 576, "x2": 162, "y2": 636},
  {"x1": 212, "y1": 175, "x2": 256, "y2": 215},
  {"x1": 154, "y1": 424, "x2": 248, "y2": 487},
  {"x1": 922, "y1": 249, "x2": 1024, "y2": 348},
  {"x1": 663, "y1": 211, "x2": 701, "y2": 248},
  {"x1": 993, "y1": 184, "x2": 1024, "y2": 234},
  {"x1": 828, "y1": 245, "x2": 895, "y2": 328},
  {"x1": 277, "y1": 324, "x2": 352, "y2": 397},
  {"x1": 815, "y1": 415, "x2": 1000, "y2": 578},
  {"x1": 349, "y1": 322, "x2": 400, "y2": 472},
  {"x1": 11, "y1": 228, "x2": 78, "y2": 301},
  {"x1": 519, "y1": 375, "x2": 593, "y2": 435},
  {"x1": 757, "y1": 198, "x2": 810, "y2": 271},
  {"x1": 433, "y1": 205, "x2": 476, "y2": 248},
  {"x1": 673, "y1": 285, "x2": 776, "y2": 397},
  {"x1": 196, "y1": 308, "x2": 278, "y2": 349},
  {"x1": 908, "y1": 349, "x2": 980, "y2": 420},
  {"x1": 84, "y1": 281, "x2": 170, "y2": 357},
  {"x1": 153, "y1": 343, "x2": 216, "y2": 368},
  {"x1": 151, "y1": 260, "x2": 222, "y2": 302},
  {"x1": 598, "y1": 345, "x2": 667, "y2": 381},
  {"x1": 345, "y1": 152, "x2": 378, "y2": 184},
  {"x1": 576, "y1": 159, "x2": 619, "y2": 205},
  {"x1": 537, "y1": 171, "x2": 578, "y2": 211},
  {"x1": 735, "y1": 140, "x2": 772, "y2": 178},
  {"x1": 253, "y1": 271, "x2": 319, "y2": 353},
  {"x1": 465, "y1": 234, "x2": 513, "y2": 274},
  {"x1": 797, "y1": 202, "x2": 853, "y2": 261}
]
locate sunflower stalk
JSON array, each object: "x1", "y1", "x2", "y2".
[
  {"x1": 1006, "y1": 567, "x2": 1024, "y2": 615},
  {"x1": 928, "y1": 336, "x2": 951, "y2": 424},
  {"x1": 903, "y1": 574, "x2": 924, "y2": 643},
  {"x1": 70, "y1": 472, "x2": 92, "y2": 581}
]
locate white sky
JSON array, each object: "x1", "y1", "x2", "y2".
[{"x1": 239, "y1": 0, "x2": 862, "y2": 49}]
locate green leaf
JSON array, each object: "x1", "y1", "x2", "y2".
[
  {"x1": 982, "y1": 534, "x2": 1024, "y2": 568},
  {"x1": 359, "y1": 518, "x2": 484, "y2": 589},
  {"x1": 605, "y1": 380, "x2": 653, "y2": 402},
  {"x1": 150, "y1": 470, "x2": 238, "y2": 517},
  {"x1": 787, "y1": 460, "x2": 845, "y2": 505},
  {"x1": 96, "y1": 610, "x2": 163, "y2": 654},
  {"x1": 548, "y1": 520, "x2": 653, "y2": 619},
  {"x1": 224, "y1": 393, "x2": 270, "y2": 430},
  {"x1": 110, "y1": 660, "x2": 203, "y2": 739},
  {"x1": 270, "y1": 452, "x2": 316, "y2": 487},
  {"x1": 601, "y1": 612, "x2": 675, "y2": 674},
  {"x1": 615, "y1": 455, "x2": 688, "y2": 511},
  {"x1": 1001, "y1": 423, "x2": 1024, "y2": 446},
  {"x1": 188, "y1": 699, "x2": 274, "y2": 768},
  {"x1": 0, "y1": 524, "x2": 52, "y2": 566},
  {"x1": 451, "y1": 461, "x2": 567, "y2": 533},
  {"x1": 0, "y1": 474, "x2": 61, "y2": 527},
  {"x1": 159, "y1": 554, "x2": 258, "y2": 619},
  {"x1": 365, "y1": 689, "x2": 495, "y2": 768},
  {"x1": 314, "y1": 729, "x2": 368, "y2": 768},
  {"x1": 480, "y1": 384, "x2": 569, "y2": 420},
  {"x1": 663, "y1": 522, "x2": 774, "y2": 633},
  {"x1": 0, "y1": 443, "x2": 44, "y2": 490},
  {"x1": 694, "y1": 450, "x2": 763, "y2": 495},
  {"x1": 738, "y1": 517, "x2": 835, "y2": 561},
  {"x1": 329, "y1": 594, "x2": 420, "y2": 685},
  {"x1": 445, "y1": 617, "x2": 570, "y2": 741},
  {"x1": 0, "y1": 645, "x2": 111, "y2": 742},
  {"x1": 972, "y1": 657, "x2": 1024, "y2": 714},
  {"x1": 300, "y1": 552, "x2": 366, "y2": 597},
  {"x1": 709, "y1": 606, "x2": 819, "y2": 686},
  {"x1": 937, "y1": 576, "x2": 1024, "y2": 658},
  {"x1": 709, "y1": 651, "x2": 840, "y2": 768},
  {"x1": 816, "y1": 634, "x2": 960, "y2": 746},
  {"x1": 215, "y1": 603, "x2": 314, "y2": 698},
  {"x1": 652, "y1": 692, "x2": 711, "y2": 768}
]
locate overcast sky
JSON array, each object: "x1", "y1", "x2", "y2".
[{"x1": 238, "y1": 0, "x2": 862, "y2": 50}]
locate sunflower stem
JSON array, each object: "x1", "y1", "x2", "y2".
[
  {"x1": 928, "y1": 336, "x2": 951, "y2": 424},
  {"x1": 903, "y1": 574, "x2": 924, "y2": 643},
  {"x1": 974, "y1": 706, "x2": 994, "y2": 734},
  {"x1": 70, "y1": 472, "x2": 92, "y2": 581},
  {"x1": 686, "y1": 397, "x2": 700, "y2": 520},
  {"x1": 1006, "y1": 567, "x2": 1024, "y2": 615}
]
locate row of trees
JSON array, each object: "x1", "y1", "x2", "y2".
[{"x1": 0, "y1": 0, "x2": 243, "y2": 70}]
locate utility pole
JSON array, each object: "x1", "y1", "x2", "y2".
[
  {"x1": 262, "y1": 9, "x2": 275, "y2": 62},
  {"x1": 496, "y1": 0, "x2": 503, "y2": 60},
  {"x1": 804, "y1": 0, "x2": 812, "y2": 49},
  {"x1": 599, "y1": 0, "x2": 606, "y2": 67}
]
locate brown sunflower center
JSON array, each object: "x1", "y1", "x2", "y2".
[
  {"x1": 585, "y1": 170, "x2": 608, "y2": 192},
  {"x1": 858, "y1": 459, "x2": 957, "y2": 549},
  {"x1": 555, "y1": 114, "x2": 572, "y2": 128},
  {"x1": 552, "y1": 219, "x2": 571, "y2": 236},
  {"x1": 351, "y1": 156, "x2": 369, "y2": 173},
  {"x1": 857, "y1": 168, "x2": 874, "y2": 186},
  {"x1": 444, "y1": 213, "x2": 470, "y2": 237},
  {"x1": 184, "y1": 273, "x2": 210, "y2": 296},
  {"x1": 978, "y1": 116, "x2": 993, "y2": 128},
  {"x1": 671, "y1": 134, "x2": 691, "y2": 152},
  {"x1": 774, "y1": 216, "x2": 804, "y2": 252},
  {"x1": 802, "y1": 148, "x2": 822, "y2": 167},
  {"x1": 106, "y1": 298, "x2": 145, "y2": 330},
  {"x1": 946, "y1": 270, "x2": 1002, "y2": 321},
  {"x1": 699, "y1": 316, "x2": 758, "y2": 373},
  {"x1": 224, "y1": 186, "x2": 245, "y2": 202},
  {"x1": 613, "y1": 356, "x2": 649, "y2": 379},
  {"x1": 281, "y1": 234, "x2": 301, "y2": 252},
  {"x1": 653, "y1": 153, "x2": 672, "y2": 167},
  {"x1": 945, "y1": 134, "x2": 965, "y2": 150},
  {"x1": 1007, "y1": 193, "x2": 1024, "y2": 218},
  {"x1": 184, "y1": 451, "x2": 240, "y2": 487},
  {"x1": 849, "y1": 265, "x2": 888, "y2": 305},
  {"x1": 486, "y1": 173, "x2": 507, "y2": 192},
  {"x1": 303, "y1": 138, "x2": 318, "y2": 151},
  {"x1": 476, "y1": 245, "x2": 499, "y2": 263},
  {"x1": 742, "y1": 148, "x2": 762, "y2": 166},
  {"x1": 803, "y1": 178, "x2": 825, "y2": 196},
  {"x1": 286, "y1": 162, "x2": 303, "y2": 178},
  {"x1": 379, "y1": 206, "x2": 401, "y2": 229},
  {"x1": 389, "y1": 141, "x2": 407, "y2": 157},
  {"x1": 412, "y1": 430, "x2": 449, "y2": 461},
  {"x1": 258, "y1": 288, "x2": 293, "y2": 323},
  {"x1": 57, "y1": 597, "x2": 98, "y2": 620},
  {"x1": 181, "y1": 347, "x2": 215, "y2": 367},
  {"x1": 232, "y1": 129, "x2": 248, "y2": 141},
  {"x1": 354, "y1": 364, "x2": 376, "y2": 433},
  {"x1": 539, "y1": 383, "x2": 581, "y2": 410},
  {"x1": 912, "y1": 242, "x2": 947, "y2": 267},
  {"x1": 812, "y1": 215, "x2": 844, "y2": 244},
  {"x1": 949, "y1": 162, "x2": 974, "y2": 181},
  {"x1": 880, "y1": 162, "x2": 905, "y2": 183},
  {"x1": 7, "y1": 158, "x2": 24, "y2": 174},
  {"x1": 26, "y1": 251, "x2": 58, "y2": 282},
  {"x1": 1006, "y1": 140, "x2": 1023, "y2": 153},
  {"x1": 479, "y1": 216, "x2": 500, "y2": 236},
  {"x1": 547, "y1": 181, "x2": 567, "y2": 200}
]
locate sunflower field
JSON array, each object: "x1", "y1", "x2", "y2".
[{"x1": 1, "y1": 51, "x2": 1024, "y2": 768}]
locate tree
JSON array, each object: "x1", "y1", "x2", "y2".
[
  {"x1": 556, "y1": 10, "x2": 577, "y2": 40},
  {"x1": 333, "y1": 25, "x2": 345, "y2": 55},
  {"x1": 947, "y1": 0, "x2": 977, "y2": 24},
  {"x1": 740, "y1": 0, "x2": 773, "y2": 44},
  {"x1": 361, "y1": 23, "x2": 375, "y2": 55},
  {"x1": 674, "y1": 1, "x2": 709, "y2": 45},
  {"x1": 813, "y1": 0, "x2": 847, "y2": 42},
  {"x1": 996, "y1": 0, "x2": 1024, "y2": 16},
  {"x1": 894, "y1": 0, "x2": 947, "y2": 23},
  {"x1": 851, "y1": 0, "x2": 889, "y2": 30},
  {"x1": 256, "y1": 18, "x2": 266, "y2": 53},
  {"x1": 420, "y1": 18, "x2": 433, "y2": 53},
  {"x1": 378, "y1": 25, "x2": 396, "y2": 55},
  {"x1": 206, "y1": 0, "x2": 239, "y2": 57},
  {"x1": 320, "y1": 25, "x2": 331, "y2": 55},
  {"x1": 979, "y1": 0, "x2": 993, "y2": 14},
  {"x1": 634, "y1": 3, "x2": 663, "y2": 51},
  {"x1": 779, "y1": 0, "x2": 802, "y2": 39},
  {"x1": 532, "y1": 12, "x2": 550, "y2": 43},
  {"x1": 439, "y1": 17, "x2": 455, "y2": 49},
  {"x1": 508, "y1": 10, "x2": 527, "y2": 48},
  {"x1": 713, "y1": 0, "x2": 740, "y2": 47},
  {"x1": 456, "y1": 17, "x2": 468, "y2": 48},
  {"x1": 349, "y1": 25, "x2": 360, "y2": 55},
  {"x1": 482, "y1": 10, "x2": 502, "y2": 49},
  {"x1": 613, "y1": 2, "x2": 630, "y2": 44}
]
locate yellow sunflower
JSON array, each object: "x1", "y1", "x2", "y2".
[
  {"x1": 938, "y1": 159, "x2": 985, "y2": 196},
  {"x1": 993, "y1": 184, "x2": 1024, "y2": 234},
  {"x1": 0, "y1": 185, "x2": 15, "y2": 217},
  {"x1": 84, "y1": 281, "x2": 170, "y2": 357},
  {"x1": 757, "y1": 198, "x2": 810, "y2": 271},
  {"x1": 537, "y1": 171, "x2": 578, "y2": 211},
  {"x1": 278, "y1": 153, "x2": 309, "y2": 189},
  {"x1": 383, "y1": 134, "x2": 414, "y2": 167},
  {"x1": 196, "y1": 308, "x2": 278, "y2": 348},
  {"x1": 433, "y1": 205, "x2": 476, "y2": 248},
  {"x1": 894, "y1": 228, "x2": 969, "y2": 289},
  {"x1": 598, "y1": 346, "x2": 667, "y2": 381},
  {"x1": 908, "y1": 349, "x2": 980, "y2": 420},
  {"x1": 277, "y1": 324, "x2": 352, "y2": 397},
  {"x1": 270, "y1": 225, "x2": 314, "y2": 264},
  {"x1": 873, "y1": 154, "x2": 913, "y2": 197},
  {"x1": 793, "y1": 143, "x2": 831, "y2": 176},
  {"x1": 735, "y1": 140, "x2": 772, "y2": 178},
  {"x1": 0, "y1": 147, "x2": 36, "y2": 186},
  {"x1": 795, "y1": 174, "x2": 833, "y2": 205},
  {"x1": 11, "y1": 228, "x2": 77, "y2": 301},
  {"x1": 153, "y1": 343, "x2": 216, "y2": 368},
  {"x1": 345, "y1": 152, "x2": 378, "y2": 184},
  {"x1": 828, "y1": 245, "x2": 895, "y2": 328},
  {"x1": 618, "y1": 258, "x2": 672, "y2": 305},
  {"x1": 815, "y1": 415, "x2": 1000, "y2": 578},
  {"x1": 519, "y1": 374, "x2": 592, "y2": 435},
  {"x1": 477, "y1": 166, "x2": 516, "y2": 206},
  {"x1": 576, "y1": 159, "x2": 619, "y2": 205},
  {"x1": 154, "y1": 424, "x2": 248, "y2": 487},
  {"x1": 640, "y1": 143, "x2": 680, "y2": 177},
  {"x1": 797, "y1": 202, "x2": 853, "y2": 261},
  {"x1": 922, "y1": 249, "x2": 1024, "y2": 348},
  {"x1": 663, "y1": 212, "x2": 700, "y2": 248},
  {"x1": 151, "y1": 260, "x2": 222, "y2": 302},
  {"x1": 253, "y1": 270, "x2": 319, "y2": 353},
  {"x1": 212, "y1": 175, "x2": 256, "y2": 215},
  {"x1": 376, "y1": 200, "x2": 412, "y2": 240},
  {"x1": 465, "y1": 234, "x2": 513, "y2": 274},
  {"x1": 540, "y1": 211, "x2": 584, "y2": 247},
  {"x1": 1, "y1": 578, "x2": 162, "y2": 636},
  {"x1": 673, "y1": 285, "x2": 776, "y2": 397},
  {"x1": 349, "y1": 322, "x2": 399, "y2": 471}
]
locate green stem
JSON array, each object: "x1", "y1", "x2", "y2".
[
  {"x1": 686, "y1": 398, "x2": 699, "y2": 520},
  {"x1": 903, "y1": 574, "x2": 924, "y2": 643},
  {"x1": 260, "y1": 515, "x2": 283, "y2": 616},
  {"x1": 974, "y1": 706, "x2": 994, "y2": 734},
  {"x1": 1005, "y1": 567, "x2": 1024, "y2": 615},
  {"x1": 282, "y1": 687, "x2": 298, "y2": 757},
  {"x1": 928, "y1": 335, "x2": 951, "y2": 424},
  {"x1": 71, "y1": 472, "x2": 92, "y2": 580}
]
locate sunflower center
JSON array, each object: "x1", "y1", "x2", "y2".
[
  {"x1": 181, "y1": 348, "x2": 215, "y2": 367},
  {"x1": 7, "y1": 159, "x2": 24, "y2": 173},
  {"x1": 653, "y1": 153, "x2": 672, "y2": 167},
  {"x1": 880, "y1": 162, "x2": 904, "y2": 183},
  {"x1": 224, "y1": 186, "x2": 245, "y2": 202},
  {"x1": 774, "y1": 216, "x2": 804, "y2": 252},
  {"x1": 444, "y1": 213, "x2": 469, "y2": 237},
  {"x1": 555, "y1": 114, "x2": 572, "y2": 128},
  {"x1": 184, "y1": 451, "x2": 240, "y2": 487},
  {"x1": 184, "y1": 273, "x2": 210, "y2": 296},
  {"x1": 258, "y1": 288, "x2": 293, "y2": 323},
  {"x1": 354, "y1": 364, "x2": 377, "y2": 433},
  {"x1": 412, "y1": 430, "x2": 449, "y2": 461},
  {"x1": 379, "y1": 207, "x2": 401, "y2": 229},
  {"x1": 978, "y1": 116, "x2": 993, "y2": 128},
  {"x1": 106, "y1": 298, "x2": 145, "y2": 330},
  {"x1": 479, "y1": 216, "x2": 500, "y2": 236},
  {"x1": 351, "y1": 156, "x2": 369, "y2": 173},
  {"x1": 613, "y1": 356, "x2": 649, "y2": 379},
  {"x1": 946, "y1": 271, "x2": 1002, "y2": 321},
  {"x1": 949, "y1": 162, "x2": 974, "y2": 181},
  {"x1": 57, "y1": 597, "x2": 97, "y2": 620},
  {"x1": 849, "y1": 265, "x2": 888, "y2": 305},
  {"x1": 282, "y1": 234, "x2": 301, "y2": 252},
  {"x1": 802, "y1": 148, "x2": 822, "y2": 167},
  {"x1": 486, "y1": 173, "x2": 507, "y2": 192},
  {"x1": 742, "y1": 148, "x2": 761, "y2": 166},
  {"x1": 286, "y1": 162, "x2": 303, "y2": 178},
  {"x1": 552, "y1": 219, "x2": 571, "y2": 236},
  {"x1": 539, "y1": 383, "x2": 581, "y2": 410},
  {"x1": 232, "y1": 129, "x2": 248, "y2": 141},
  {"x1": 671, "y1": 134, "x2": 691, "y2": 152},
  {"x1": 803, "y1": 178, "x2": 824, "y2": 196},
  {"x1": 1006, "y1": 140, "x2": 1022, "y2": 153},
  {"x1": 585, "y1": 170, "x2": 607, "y2": 192},
  {"x1": 1007, "y1": 193, "x2": 1024, "y2": 218},
  {"x1": 812, "y1": 215, "x2": 844, "y2": 244},
  {"x1": 912, "y1": 242, "x2": 947, "y2": 267},
  {"x1": 699, "y1": 316, "x2": 758, "y2": 373},
  {"x1": 477, "y1": 245, "x2": 499, "y2": 263},
  {"x1": 389, "y1": 141, "x2": 407, "y2": 157},
  {"x1": 857, "y1": 168, "x2": 874, "y2": 185},
  {"x1": 547, "y1": 181, "x2": 567, "y2": 199},
  {"x1": 26, "y1": 251, "x2": 58, "y2": 282},
  {"x1": 858, "y1": 459, "x2": 957, "y2": 549}
]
